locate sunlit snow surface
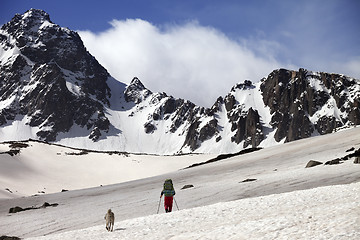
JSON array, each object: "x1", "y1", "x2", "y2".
[
  {"x1": 0, "y1": 127, "x2": 359, "y2": 239},
  {"x1": 25, "y1": 182, "x2": 360, "y2": 240}
]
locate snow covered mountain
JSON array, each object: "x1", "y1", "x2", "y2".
[{"x1": 1, "y1": 9, "x2": 359, "y2": 154}]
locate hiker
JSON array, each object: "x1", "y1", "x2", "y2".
[{"x1": 160, "y1": 179, "x2": 176, "y2": 213}]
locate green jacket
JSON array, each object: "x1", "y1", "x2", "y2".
[{"x1": 161, "y1": 189, "x2": 175, "y2": 197}]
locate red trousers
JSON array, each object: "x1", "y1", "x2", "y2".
[{"x1": 164, "y1": 196, "x2": 173, "y2": 212}]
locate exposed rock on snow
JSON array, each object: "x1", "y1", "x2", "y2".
[
  {"x1": 0, "y1": 142, "x2": 29, "y2": 156},
  {"x1": 8, "y1": 206, "x2": 23, "y2": 214},
  {"x1": 0, "y1": 236, "x2": 21, "y2": 240},
  {"x1": 0, "y1": 149, "x2": 20, "y2": 156},
  {"x1": 8, "y1": 202, "x2": 58, "y2": 213},
  {"x1": 324, "y1": 158, "x2": 342, "y2": 165},
  {"x1": 241, "y1": 178, "x2": 257, "y2": 183},
  {"x1": 180, "y1": 184, "x2": 194, "y2": 190},
  {"x1": 305, "y1": 160, "x2": 323, "y2": 168},
  {"x1": 185, "y1": 147, "x2": 261, "y2": 169}
]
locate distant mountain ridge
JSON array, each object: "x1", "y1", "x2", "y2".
[{"x1": 1, "y1": 9, "x2": 359, "y2": 154}]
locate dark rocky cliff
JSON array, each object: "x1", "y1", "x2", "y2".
[
  {"x1": 261, "y1": 68, "x2": 359, "y2": 143},
  {"x1": 1, "y1": 9, "x2": 359, "y2": 153},
  {"x1": 0, "y1": 9, "x2": 111, "y2": 141}
]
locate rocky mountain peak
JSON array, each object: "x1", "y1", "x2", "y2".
[
  {"x1": 1, "y1": 9, "x2": 53, "y2": 43},
  {"x1": 129, "y1": 77, "x2": 146, "y2": 90},
  {"x1": 3, "y1": 8, "x2": 51, "y2": 28},
  {"x1": 22, "y1": 8, "x2": 50, "y2": 21},
  {"x1": 230, "y1": 80, "x2": 254, "y2": 92},
  {"x1": 124, "y1": 77, "x2": 152, "y2": 103},
  {"x1": 0, "y1": 9, "x2": 112, "y2": 142},
  {"x1": 261, "y1": 68, "x2": 360, "y2": 142},
  {"x1": 1, "y1": 9, "x2": 359, "y2": 154}
]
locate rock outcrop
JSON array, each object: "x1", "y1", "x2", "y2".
[
  {"x1": 0, "y1": 9, "x2": 111, "y2": 141},
  {"x1": 1, "y1": 9, "x2": 359, "y2": 154}
]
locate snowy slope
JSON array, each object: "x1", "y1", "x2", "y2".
[
  {"x1": 47, "y1": 70, "x2": 360, "y2": 154},
  {"x1": 0, "y1": 140, "x2": 215, "y2": 198},
  {"x1": 194, "y1": 81, "x2": 275, "y2": 153},
  {"x1": 25, "y1": 182, "x2": 360, "y2": 240},
  {"x1": 0, "y1": 127, "x2": 359, "y2": 239}
]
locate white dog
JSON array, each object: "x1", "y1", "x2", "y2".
[{"x1": 104, "y1": 209, "x2": 115, "y2": 232}]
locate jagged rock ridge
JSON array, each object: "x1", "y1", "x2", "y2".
[
  {"x1": 1, "y1": 9, "x2": 359, "y2": 154},
  {"x1": 261, "y1": 68, "x2": 360, "y2": 142},
  {"x1": 0, "y1": 9, "x2": 111, "y2": 141}
]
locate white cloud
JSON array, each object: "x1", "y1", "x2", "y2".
[
  {"x1": 79, "y1": 19, "x2": 286, "y2": 107},
  {"x1": 330, "y1": 57, "x2": 360, "y2": 78}
]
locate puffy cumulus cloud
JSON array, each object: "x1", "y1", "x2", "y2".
[{"x1": 79, "y1": 19, "x2": 285, "y2": 107}]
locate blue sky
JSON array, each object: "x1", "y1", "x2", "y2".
[{"x1": 1, "y1": 0, "x2": 359, "y2": 107}]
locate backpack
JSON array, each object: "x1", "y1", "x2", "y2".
[{"x1": 163, "y1": 179, "x2": 174, "y2": 191}]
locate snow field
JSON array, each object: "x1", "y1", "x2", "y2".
[
  {"x1": 0, "y1": 141, "x2": 215, "y2": 198},
  {"x1": 25, "y1": 182, "x2": 360, "y2": 240},
  {"x1": 0, "y1": 127, "x2": 359, "y2": 239}
]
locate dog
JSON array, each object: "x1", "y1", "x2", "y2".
[{"x1": 104, "y1": 209, "x2": 115, "y2": 232}]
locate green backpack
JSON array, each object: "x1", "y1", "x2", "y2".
[{"x1": 163, "y1": 179, "x2": 174, "y2": 191}]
